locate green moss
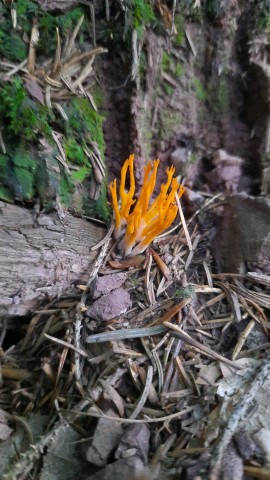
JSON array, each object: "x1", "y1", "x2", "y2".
[
  {"x1": 160, "y1": 110, "x2": 181, "y2": 140},
  {"x1": 16, "y1": 0, "x2": 39, "y2": 15},
  {"x1": 13, "y1": 148, "x2": 36, "y2": 171},
  {"x1": 59, "y1": 175, "x2": 73, "y2": 206},
  {"x1": 0, "y1": 186, "x2": 13, "y2": 203},
  {"x1": 216, "y1": 79, "x2": 229, "y2": 112},
  {"x1": 130, "y1": 0, "x2": 156, "y2": 29},
  {"x1": 254, "y1": 1, "x2": 270, "y2": 32},
  {"x1": 67, "y1": 98, "x2": 105, "y2": 157},
  {"x1": 0, "y1": 147, "x2": 39, "y2": 201},
  {"x1": 71, "y1": 166, "x2": 90, "y2": 183},
  {"x1": 175, "y1": 285, "x2": 196, "y2": 299},
  {"x1": 12, "y1": 148, "x2": 37, "y2": 200},
  {"x1": 208, "y1": 78, "x2": 230, "y2": 114},
  {"x1": 161, "y1": 52, "x2": 171, "y2": 72},
  {"x1": 38, "y1": 7, "x2": 85, "y2": 52},
  {"x1": 174, "y1": 15, "x2": 185, "y2": 46},
  {"x1": 64, "y1": 138, "x2": 87, "y2": 166},
  {"x1": 0, "y1": 31, "x2": 27, "y2": 61},
  {"x1": 0, "y1": 78, "x2": 53, "y2": 140},
  {"x1": 62, "y1": 99, "x2": 109, "y2": 220},
  {"x1": 83, "y1": 182, "x2": 110, "y2": 221},
  {"x1": 35, "y1": 148, "x2": 60, "y2": 207},
  {"x1": 0, "y1": 2, "x2": 108, "y2": 217},
  {"x1": 193, "y1": 78, "x2": 207, "y2": 101},
  {"x1": 143, "y1": 124, "x2": 153, "y2": 158},
  {"x1": 0, "y1": 1, "x2": 85, "y2": 59},
  {"x1": 91, "y1": 85, "x2": 105, "y2": 111},
  {"x1": 163, "y1": 84, "x2": 174, "y2": 97},
  {"x1": 13, "y1": 167, "x2": 34, "y2": 200},
  {"x1": 174, "y1": 62, "x2": 185, "y2": 78}
]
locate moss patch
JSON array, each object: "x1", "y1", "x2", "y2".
[
  {"x1": 0, "y1": 2, "x2": 109, "y2": 220},
  {"x1": 160, "y1": 110, "x2": 182, "y2": 140},
  {"x1": 0, "y1": 146, "x2": 38, "y2": 202},
  {"x1": 130, "y1": 0, "x2": 156, "y2": 30},
  {"x1": 193, "y1": 77, "x2": 207, "y2": 102},
  {"x1": 61, "y1": 98, "x2": 109, "y2": 221},
  {"x1": 173, "y1": 15, "x2": 185, "y2": 46},
  {"x1": 0, "y1": 78, "x2": 53, "y2": 141}
]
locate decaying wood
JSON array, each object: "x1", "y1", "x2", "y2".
[{"x1": 0, "y1": 201, "x2": 105, "y2": 316}]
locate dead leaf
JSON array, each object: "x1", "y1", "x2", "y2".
[
  {"x1": 24, "y1": 78, "x2": 45, "y2": 105},
  {"x1": 108, "y1": 256, "x2": 145, "y2": 269},
  {"x1": 101, "y1": 381, "x2": 125, "y2": 417},
  {"x1": 149, "y1": 247, "x2": 170, "y2": 279}
]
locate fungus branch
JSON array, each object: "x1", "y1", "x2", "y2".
[{"x1": 109, "y1": 155, "x2": 185, "y2": 257}]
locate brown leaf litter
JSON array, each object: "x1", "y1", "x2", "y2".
[{"x1": 1, "y1": 192, "x2": 270, "y2": 479}]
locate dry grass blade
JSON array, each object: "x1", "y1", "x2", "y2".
[
  {"x1": 231, "y1": 319, "x2": 256, "y2": 360},
  {"x1": 175, "y1": 356, "x2": 193, "y2": 387},
  {"x1": 164, "y1": 321, "x2": 239, "y2": 367},
  {"x1": 130, "y1": 365, "x2": 153, "y2": 419},
  {"x1": 53, "y1": 102, "x2": 68, "y2": 121},
  {"x1": 145, "y1": 254, "x2": 156, "y2": 305},
  {"x1": 175, "y1": 191, "x2": 192, "y2": 250},
  {"x1": 185, "y1": 234, "x2": 201, "y2": 270},
  {"x1": 230, "y1": 282, "x2": 270, "y2": 309},
  {"x1": 72, "y1": 56, "x2": 94, "y2": 88},
  {"x1": 147, "y1": 298, "x2": 191, "y2": 327},
  {"x1": 50, "y1": 346, "x2": 69, "y2": 407},
  {"x1": 28, "y1": 18, "x2": 39, "y2": 74},
  {"x1": 52, "y1": 27, "x2": 61, "y2": 74},
  {"x1": 6, "y1": 58, "x2": 27, "y2": 77},
  {"x1": 247, "y1": 272, "x2": 270, "y2": 287},
  {"x1": 44, "y1": 333, "x2": 89, "y2": 358},
  {"x1": 52, "y1": 131, "x2": 71, "y2": 174},
  {"x1": 1, "y1": 366, "x2": 31, "y2": 381},
  {"x1": 61, "y1": 48, "x2": 107, "y2": 74},
  {"x1": 20, "y1": 315, "x2": 39, "y2": 352},
  {"x1": 65, "y1": 405, "x2": 194, "y2": 423},
  {"x1": 244, "y1": 465, "x2": 270, "y2": 479},
  {"x1": 64, "y1": 14, "x2": 84, "y2": 59}
]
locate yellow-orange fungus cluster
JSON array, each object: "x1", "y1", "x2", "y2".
[{"x1": 109, "y1": 154, "x2": 185, "y2": 257}]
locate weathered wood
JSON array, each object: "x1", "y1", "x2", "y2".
[{"x1": 0, "y1": 202, "x2": 105, "y2": 316}]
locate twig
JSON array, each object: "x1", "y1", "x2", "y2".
[
  {"x1": 185, "y1": 234, "x2": 201, "y2": 269},
  {"x1": 44, "y1": 333, "x2": 89, "y2": 358},
  {"x1": 210, "y1": 354, "x2": 270, "y2": 480},
  {"x1": 6, "y1": 58, "x2": 27, "y2": 77}
]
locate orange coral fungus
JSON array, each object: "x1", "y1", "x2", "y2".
[{"x1": 109, "y1": 154, "x2": 185, "y2": 257}]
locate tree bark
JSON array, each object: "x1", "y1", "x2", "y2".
[{"x1": 0, "y1": 202, "x2": 105, "y2": 316}]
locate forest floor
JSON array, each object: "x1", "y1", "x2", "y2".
[{"x1": 1, "y1": 1, "x2": 270, "y2": 479}]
